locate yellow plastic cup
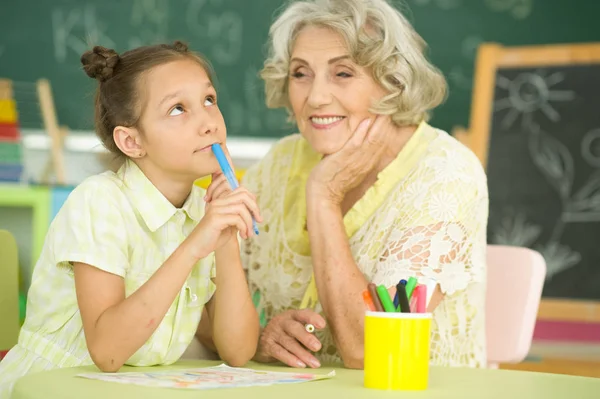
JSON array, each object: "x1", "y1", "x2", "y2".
[{"x1": 364, "y1": 311, "x2": 431, "y2": 391}]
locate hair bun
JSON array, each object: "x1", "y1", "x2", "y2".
[
  {"x1": 81, "y1": 46, "x2": 120, "y2": 82},
  {"x1": 172, "y1": 40, "x2": 189, "y2": 52}
]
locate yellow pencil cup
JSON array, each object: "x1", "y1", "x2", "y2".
[{"x1": 364, "y1": 311, "x2": 431, "y2": 391}]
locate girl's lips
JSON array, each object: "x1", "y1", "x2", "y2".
[{"x1": 195, "y1": 144, "x2": 217, "y2": 153}]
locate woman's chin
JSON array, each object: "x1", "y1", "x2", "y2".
[{"x1": 308, "y1": 139, "x2": 347, "y2": 156}]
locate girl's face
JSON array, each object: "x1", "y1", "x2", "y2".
[{"x1": 135, "y1": 59, "x2": 226, "y2": 181}]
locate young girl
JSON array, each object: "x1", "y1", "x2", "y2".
[{"x1": 0, "y1": 41, "x2": 261, "y2": 396}]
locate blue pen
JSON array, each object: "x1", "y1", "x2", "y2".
[{"x1": 211, "y1": 144, "x2": 259, "y2": 235}]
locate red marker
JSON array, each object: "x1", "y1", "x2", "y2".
[{"x1": 415, "y1": 284, "x2": 427, "y2": 313}]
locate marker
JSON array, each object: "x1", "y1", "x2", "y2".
[
  {"x1": 409, "y1": 295, "x2": 417, "y2": 313},
  {"x1": 362, "y1": 289, "x2": 377, "y2": 311},
  {"x1": 305, "y1": 324, "x2": 315, "y2": 333},
  {"x1": 211, "y1": 143, "x2": 259, "y2": 235},
  {"x1": 396, "y1": 283, "x2": 411, "y2": 313},
  {"x1": 393, "y1": 279, "x2": 407, "y2": 308},
  {"x1": 367, "y1": 283, "x2": 384, "y2": 312},
  {"x1": 405, "y1": 276, "x2": 418, "y2": 300},
  {"x1": 376, "y1": 285, "x2": 396, "y2": 313},
  {"x1": 415, "y1": 285, "x2": 426, "y2": 313}
]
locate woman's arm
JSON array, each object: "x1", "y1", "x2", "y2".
[
  {"x1": 303, "y1": 118, "x2": 389, "y2": 368},
  {"x1": 305, "y1": 118, "x2": 487, "y2": 369},
  {"x1": 305, "y1": 197, "x2": 370, "y2": 368}
]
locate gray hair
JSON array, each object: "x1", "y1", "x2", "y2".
[{"x1": 261, "y1": 0, "x2": 447, "y2": 125}]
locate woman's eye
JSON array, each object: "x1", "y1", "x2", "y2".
[
  {"x1": 204, "y1": 96, "x2": 216, "y2": 106},
  {"x1": 169, "y1": 105, "x2": 184, "y2": 116},
  {"x1": 291, "y1": 72, "x2": 305, "y2": 78},
  {"x1": 337, "y1": 72, "x2": 352, "y2": 78}
]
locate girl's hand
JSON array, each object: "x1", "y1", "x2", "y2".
[
  {"x1": 186, "y1": 178, "x2": 262, "y2": 260},
  {"x1": 205, "y1": 143, "x2": 236, "y2": 203}
]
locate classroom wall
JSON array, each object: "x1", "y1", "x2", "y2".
[{"x1": 0, "y1": 129, "x2": 274, "y2": 291}]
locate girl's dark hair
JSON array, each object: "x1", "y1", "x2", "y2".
[{"x1": 81, "y1": 41, "x2": 214, "y2": 157}]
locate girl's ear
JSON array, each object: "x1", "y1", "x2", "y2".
[{"x1": 114, "y1": 126, "x2": 146, "y2": 158}]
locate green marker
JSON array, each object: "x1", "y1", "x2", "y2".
[
  {"x1": 376, "y1": 285, "x2": 396, "y2": 312},
  {"x1": 405, "y1": 277, "x2": 418, "y2": 300}
]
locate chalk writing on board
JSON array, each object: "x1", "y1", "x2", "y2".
[
  {"x1": 484, "y1": 0, "x2": 533, "y2": 20},
  {"x1": 409, "y1": 0, "x2": 462, "y2": 9},
  {"x1": 582, "y1": 129, "x2": 600, "y2": 168},
  {"x1": 448, "y1": 35, "x2": 483, "y2": 90},
  {"x1": 492, "y1": 211, "x2": 541, "y2": 247},
  {"x1": 128, "y1": 0, "x2": 169, "y2": 49},
  {"x1": 220, "y1": 67, "x2": 288, "y2": 135},
  {"x1": 564, "y1": 168, "x2": 600, "y2": 223},
  {"x1": 186, "y1": 0, "x2": 243, "y2": 65},
  {"x1": 52, "y1": 4, "x2": 116, "y2": 63},
  {"x1": 448, "y1": 66, "x2": 472, "y2": 90},
  {"x1": 493, "y1": 70, "x2": 575, "y2": 129},
  {"x1": 489, "y1": 70, "x2": 600, "y2": 280}
]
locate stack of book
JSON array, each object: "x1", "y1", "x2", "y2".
[{"x1": 0, "y1": 80, "x2": 23, "y2": 183}]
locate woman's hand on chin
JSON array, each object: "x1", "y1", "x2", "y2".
[{"x1": 307, "y1": 116, "x2": 392, "y2": 205}]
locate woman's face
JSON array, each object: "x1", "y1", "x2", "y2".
[{"x1": 288, "y1": 25, "x2": 388, "y2": 155}]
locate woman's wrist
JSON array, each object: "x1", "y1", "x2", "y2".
[
  {"x1": 306, "y1": 179, "x2": 343, "y2": 207},
  {"x1": 306, "y1": 194, "x2": 343, "y2": 229}
]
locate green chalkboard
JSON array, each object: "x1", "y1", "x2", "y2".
[{"x1": 1, "y1": 0, "x2": 600, "y2": 138}]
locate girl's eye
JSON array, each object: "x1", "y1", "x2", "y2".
[
  {"x1": 205, "y1": 96, "x2": 216, "y2": 106},
  {"x1": 291, "y1": 71, "x2": 305, "y2": 78},
  {"x1": 169, "y1": 105, "x2": 184, "y2": 116}
]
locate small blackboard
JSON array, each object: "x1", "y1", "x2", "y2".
[{"x1": 458, "y1": 43, "x2": 600, "y2": 321}]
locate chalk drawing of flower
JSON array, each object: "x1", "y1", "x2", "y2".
[
  {"x1": 568, "y1": 170, "x2": 600, "y2": 214},
  {"x1": 528, "y1": 126, "x2": 574, "y2": 200},
  {"x1": 494, "y1": 70, "x2": 575, "y2": 129},
  {"x1": 492, "y1": 212, "x2": 541, "y2": 247},
  {"x1": 536, "y1": 241, "x2": 581, "y2": 281}
]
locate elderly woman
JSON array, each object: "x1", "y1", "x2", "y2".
[{"x1": 203, "y1": 0, "x2": 488, "y2": 369}]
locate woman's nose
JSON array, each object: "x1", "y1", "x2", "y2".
[{"x1": 307, "y1": 76, "x2": 333, "y2": 108}]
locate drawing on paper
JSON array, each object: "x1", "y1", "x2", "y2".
[{"x1": 77, "y1": 363, "x2": 335, "y2": 390}]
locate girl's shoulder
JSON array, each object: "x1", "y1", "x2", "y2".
[
  {"x1": 55, "y1": 169, "x2": 136, "y2": 227},
  {"x1": 65, "y1": 170, "x2": 129, "y2": 207}
]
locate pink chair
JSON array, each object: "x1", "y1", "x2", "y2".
[{"x1": 486, "y1": 244, "x2": 547, "y2": 368}]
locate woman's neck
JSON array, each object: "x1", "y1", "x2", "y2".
[{"x1": 340, "y1": 123, "x2": 417, "y2": 215}]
